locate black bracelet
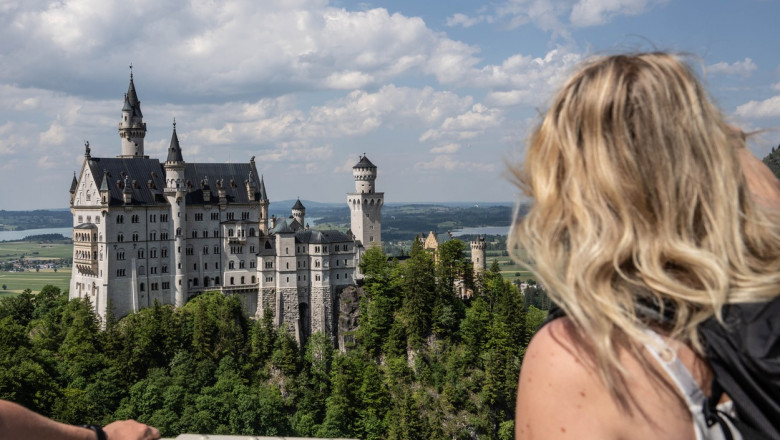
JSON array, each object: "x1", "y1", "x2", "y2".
[{"x1": 80, "y1": 424, "x2": 107, "y2": 440}]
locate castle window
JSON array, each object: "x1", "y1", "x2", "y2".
[
  {"x1": 250, "y1": 261, "x2": 255, "y2": 268},
  {"x1": 138, "y1": 249, "x2": 145, "y2": 259},
  {"x1": 227, "y1": 212, "x2": 234, "y2": 220},
  {"x1": 239, "y1": 260, "x2": 245, "y2": 269},
  {"x1": 162, "y1": 265, "x2": 168, "y2": 273},
  {"x1": 117, "y1": 215, "x2": 124, "y2": 224},
  {"x1": 161, "y1": 214, "x2": 168, "y2": 222},
  {"x1": 228, "y1": 229, "x2": 234, "y2": 237},
  {"x1": 214, "y1": 246, "x2": 220, "y2": 254},
  {"x1": 193, "y1": 264, "x2": 197, "y2": 270},
  {"x1": 162, "y1": 248, "x2": 168, "y2": 257},
  {"x1": 251, "y1": 276, "x2": 256, "y2": 284},
  {"x1": 203, "y1": 246, "x2": 209, "y2": 255},
  {"x1": 78, "y1": 216, "x2": 83, "y2": 223},
  {"x1": 285, "y1": 247, "x2": 289, "y2": 255},
  {"x1": 249, "y1": 228, "x2": 255, "y2": 237},
  {"x1": 150, "y1": 232, "x2": 157, "y2": 240},
  {"x1": 204, "y1": 263, "x2": 208, "y2": 270},
  {"x1": 186, "y1": 247, "x2": 193, "y2": 256},
  {"x1": 132, "y1": 233, "x2": 139, "y2": 242},
  {"x1": 150, "y1": 248, "x2": 157, "y2": 258},
  {"x1": 230, "y1": 277, "x2": 234, "y2": 285},
  {"x1": 195, "y1": 213, "x2": 203, "y2": 221},
  {"x1": 140, "y1": 283, "x2": 145, "y2": 292},
  {"x1": 211, "y1": 213, "x2": 219, "y2": 220},
  {"x1": 116, "y1": 251, "x2": 125, "y2": 260},
  {"x1": 132, "y1": 215, "x2": 139, "y2": 223},
  {"x1": 192, "y1": 231, "x2": 197, "y2": 238},
  {"x1": 241, "y1": 276, "x2": 245, "y2": 284},
  {"x1": 176, "y1": 227, "x2": 182, "y2": 236},
  {"x1": 215, "y1": 277, "x2": 220, "y2": 285},
  {"x1": 151, "y1": 267, "x2": 157, "y2": 274},
  {"x1": 315, "y1": 260, "x2": 320, "y2": 268},
  {"x1": 203, "y1": 230, "x2": 208, "y2": 238},
  {"x1": 336, "y1": 274, "x2": 340, "y2": 279},
  {"x1": 215, "y1": 262, "x2": 219, "y2": 269},
  {"x1": 250, "y1": 245, "x2": 255, "y2": 253},
  {"x1": 95, "y1": 217, "x2": 100, "y2": 224},
  {"x1": 286, "y1": 262, "x2": 289, "y2": 269},
  {"x1": 229, "y1": 261, "x2": 235, "y2": 269},
  {"x1": 117, "y1": 234, "x2": 124, "y2": 242},
  {"x1": 193, "y1": 278, "x2": 198, "y2": 286},
  {"x1": 163, "y1": 282, "x2": 170, "y2": 289},
  {"x1": 315, "y1": 275, "x2": 321, "y2": 281},
  {"x1": 213, "y1": 230, "x2": 218, "y2": 238},
  {"x1": 161, "y1": 232, "x2": 169, "y2": 240}
]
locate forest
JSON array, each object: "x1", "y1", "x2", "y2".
[{"x1": 0, "y1": 238, "x2": 548, "y2": 439}]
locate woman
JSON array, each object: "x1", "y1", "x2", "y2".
[{"x1": 510, "y1": 53, "x2": 780, "y2": 439}]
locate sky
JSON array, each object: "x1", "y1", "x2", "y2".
[{"x1": 2, "y1": 0, "x2": 780, "y2": 210}]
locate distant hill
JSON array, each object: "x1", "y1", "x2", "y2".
[
  {"x1": 0, "y1": 210, "x2": 72, "y2": 231},
  {"x1": 763, "y1": 144, "x2": 780, "y2": 179}
]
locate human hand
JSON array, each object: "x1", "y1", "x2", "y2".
[{"x1": 102, "y1": 420, "x2": 161, "y2": 440}]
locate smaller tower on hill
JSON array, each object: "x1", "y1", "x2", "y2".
[{"x1": 470, "y1": 236, "x2": 486, "y2": 276}]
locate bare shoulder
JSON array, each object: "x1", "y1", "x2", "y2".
[{"x1": 515, "y1": 317, "x2": 622, "y2": 440}]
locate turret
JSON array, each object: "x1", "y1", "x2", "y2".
[
  {"x1": 258, "y1": 175, "x2": 269, "y2": 235},
  {"x1": 292, "y1": 198, "x2": 305, "y2": 226},
  {"x1": 118, "y1": 68, "x2": 147, "y2": 158},
  {"x1": 70, "y1": 172, "x2": 78, "y2": 205},
  {"x1": 100, "y1": 171, "x2": 110, "y2": 205},
  {"x1": 347, "y1": 155, "x2": 383, "y2": 249},
  {"x1": 470, "y1": 236, "x2": 487, "y2": 275},
  {"x1": 163, "y1": 121, "x2": 187, "y2": 307}
]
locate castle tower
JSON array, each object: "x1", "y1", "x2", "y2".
[
  {"x1": 118, "y1": 68, "x2": 147, "y2": 158},
  {"x1": 163, "y1": 122, "x2": 187, "y2": 307},
  {"x1": 347, "y1": 155, "x2": 383, "y2": 247},
  {"x1": 258, "y1": 176, "x2": 269, "y2": 235},
  {"x1": 470, "y1": 236, "x2": 486, "y2": 275},
  {"x1": 292, "y1": 198, "x2": 305, "y2": 226}
]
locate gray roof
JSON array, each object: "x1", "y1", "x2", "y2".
[
  {"x1": 85, "y1": 157, "x2": 261, "y2": 206},
  {"x1": 74, "y1": 223, "x2": 97, "y2": 229},
  {"x1": 295, "y1": 229, "x2": 352, "y2": 244},
  {"x1": 270, "y1": 218, "x2": 298, "y2": 234},
  {"x1": 125, "y1": 75, "x2": 143, "y2": 118},
  {"x1": 166, "y1": 127, "x2": 184, "y2": 163},
  {"x1": 70, "y1": 174, "x2": 78, "y2": 193},
  {"x1": 353, "y1": 155, "x2": 376, "y2": 169},
  {"x1": 258, "y1": 176, "x2": 268, "y2": 201},
  {"x1": 292, "y1": 198, "x2": 305, "y2": 210}
]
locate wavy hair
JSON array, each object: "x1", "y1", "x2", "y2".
[{"x1": 509, "y1": 52, "x2": 780, "y2": 397}]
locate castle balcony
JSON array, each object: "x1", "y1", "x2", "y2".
[{"x1": 227, "y1": 236, "x2": 246, "y2": 244}]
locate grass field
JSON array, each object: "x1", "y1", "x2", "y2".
[
  {"x1": 0, "y1": 268, "x2": 71, "y2": 294},
  {"x1": 0, "y1": 240, "x2": 72, "y2": 263},
  {"x1": 485, "y1": 249, "x2": 534, "y2": 282}
]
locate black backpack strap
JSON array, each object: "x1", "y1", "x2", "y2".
[{"x1": 704, "y1": 379, "x2": 772, "y2": 440}]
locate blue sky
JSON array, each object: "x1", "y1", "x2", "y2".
[{"x1": 1, "y1": 0, "x2": 779, "y2": 210}]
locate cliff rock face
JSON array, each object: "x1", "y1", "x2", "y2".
[
  {"x1": 763, "y1": 145, "x2": 780, "y2": 179},
  {"x1": 337, "y1": 285, "x2": 362, "y2": 352}
]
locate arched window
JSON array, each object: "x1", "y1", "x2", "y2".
[
  {"x1": 230, "y1": 277, "x2": 234, "y2": 285},
  {"x1": 240, "y1": 276, "x2": 245, "y2": 284},
  {"x1": 140, "y1": 283, "x2": 145, "y2": 292},
  {"x1": 228, "y1": 229, "x2": 234, "y2": 237},
  {"x1": 249, "y1": 228, "x2": 255, "y2": 237}
]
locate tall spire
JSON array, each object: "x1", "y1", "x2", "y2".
[
  {"x1": 118, "y1": 66, "x2": 147, "y2": 157},
  {"x1": 166, "y1": 119, "x2": 184, "y2": 163},
  {"x1": 258, "y1": 175, "x2": 268, "y2": 201}
]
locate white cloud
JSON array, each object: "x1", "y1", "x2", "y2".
[
  {"x1": 446, "y1": 13, "x2": 484, "y2": 28},
  {"x1": 414, "y1": 155, "x2": 496, "y2": 172},
  {"x1": 447, "y1": 0, "x2": 667, "y2": 34},
  {"x1": 570, "y1": 0, "x2": 667, "y2": 27},
  {"x1": 772, "y1": 82, "x2": 780, "y2": 92},
  {"x1": 420, "y1": 103, "x2": 503, "y2": 142},
  {"x1": 430, "y1": 143, "x2": 461, "y2": 154},
  {"x1": 39, "y1": 120, "x2": 66, "y2": 145},
  {"x1": 735, "y1": 95, "x2": 780, "y2": 119},
  {"x1": 707, "y1": 58, "x2": 758, "y2": 78}
]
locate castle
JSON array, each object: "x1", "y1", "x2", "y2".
[{"x1": 68, "y1": 72, "x2": 382, "y2": 342}]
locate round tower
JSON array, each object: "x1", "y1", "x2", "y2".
[
  {"x1": 163, "y1": 122, "x2": 187, "y2": 307},
  {"x1": 292, "y1": 198, "x2": 305, "y2": 226},
  {"x1": 470, "y1": 236, "x2": 486, "y2": 275},
  {"x1": 118, "y1": 68, "x2": 147, "y2": 158},
  {"x1": 347, "y1": 155, "x2": 383, "y2": 248}
]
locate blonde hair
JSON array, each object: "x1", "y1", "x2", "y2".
[{"x1": 509, "y1": 52, "x2": 780, "y2": 397}]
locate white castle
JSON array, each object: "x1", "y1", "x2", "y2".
[{"x1": 68, "y1": 72, "x2": 382, "y2": 341}]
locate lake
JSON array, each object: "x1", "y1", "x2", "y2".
[{"x1": 0, "y1": 227, "x2": 72, "y2": 242}]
